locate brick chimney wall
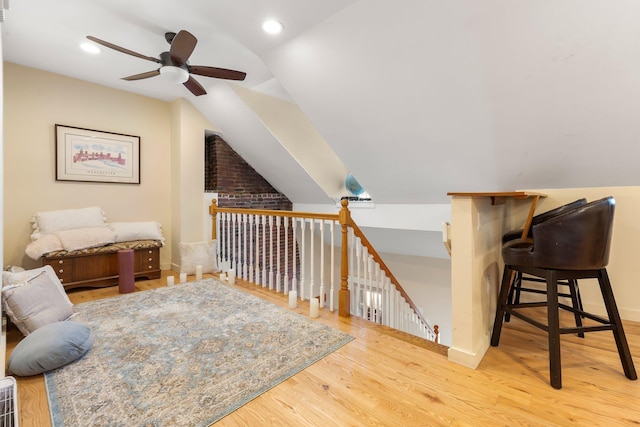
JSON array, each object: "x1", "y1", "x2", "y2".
[
  {"x1": 205, "y1": 135, "x2": 297, "y2": 287},
  {"x1": 205, "y1": 134, "x2": 292, "y2": 210}
]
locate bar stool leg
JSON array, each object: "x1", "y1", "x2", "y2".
[
  {"x1": 491, "y1": 267, "x2": 514, "y2": 346},
  {"x1": 546, "y1": 269, "x2": 562, "y2": 389},
  {"x1": 504, "y1": 271, "x2": 522, "y2": 322},
  {"x1": 568, "y1": 279, "x2": 585, "y2": 338},
  {"x1": 598, "y1": 269, "x2": 637, "y2": 381}
]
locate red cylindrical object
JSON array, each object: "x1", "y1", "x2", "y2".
[{"x1": 118, "y1": 249, "x2": 135, "y2": 294}]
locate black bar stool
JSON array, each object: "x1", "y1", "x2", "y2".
[
  {"x1": 502, "y1": 198, "x2": 587, "y2": 325},
  {"x1": 491, "y1": 196, "x2": 637, "y2": 389}
]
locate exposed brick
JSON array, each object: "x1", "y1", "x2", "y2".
[{"x1": 205, "y1": 135, "x2": 297, "y2": 286}]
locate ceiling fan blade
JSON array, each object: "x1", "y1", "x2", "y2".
[
  {"x1": 189, "y1": 65, "x2": 247, "y2": 81},
  {"x1": 183, "y1": 76, "x2": 207, "y2": 96},
  {"x1": 87, "y1": 36, "x2": 162, "y2": 64},
  {"x1": 122, "y1": 70, "x2": 160, "y2": 81},
  {"x1": 170, "y1": 30, "x2": 197, "y2": 66}
]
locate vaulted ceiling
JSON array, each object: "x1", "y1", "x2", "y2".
[{"x1": 4, "y1": 0, "x2": 640, "y2": 204}]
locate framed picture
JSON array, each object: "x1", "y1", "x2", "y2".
[{"x1": 55, "y1": 124, "x2": 140, "y2": 184}]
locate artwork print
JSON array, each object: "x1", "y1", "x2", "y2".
[{"x1": 55, "y1": 124, "x2": 140, "y2": 184}]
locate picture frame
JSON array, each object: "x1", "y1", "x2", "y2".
[{"x1": 55, "y1": 124, "x2": 141, "y2": 184}]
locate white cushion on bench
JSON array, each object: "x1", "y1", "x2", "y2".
[
  {"x1": 31, "y1": 207, "x2": 107, "y2": 240},
  {"x1": 109, "y1": 221, "x2": 164, "y2": 244}
]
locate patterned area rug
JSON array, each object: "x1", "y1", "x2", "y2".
[{"x1": 44, "y1": 279, "x2": 353, "y2": 426}]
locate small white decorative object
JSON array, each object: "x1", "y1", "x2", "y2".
[
  {"x1": 219, "y1": 273, "x2": 226, "y2": 281},
  {"x1": 179, "y1": 273, "x2": 187, "y2": 283},
  {"x1": 310, "y1": 297, "x2": 319, "y2": 318},
  {"x1": 288, "y1": 290, "x2": 298, "y2": 308},
  {"x1": 166, "y1": 276, "x2": 175, "y2": 286},
  {"x1": 195, "y1": 265, "x2": 203, "y2": 281},
  {"x1": 228, "y1": 268, "x2": 236, "y2": 285}
]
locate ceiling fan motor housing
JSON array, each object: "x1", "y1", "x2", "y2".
[{"x1": 160, "y1": 51, "x2": 187, "y2": 69}]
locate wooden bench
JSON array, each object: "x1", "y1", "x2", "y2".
[{"x1": 42, "y1": 240, "x2": 162, "y2": 290}]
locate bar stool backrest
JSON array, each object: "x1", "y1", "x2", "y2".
[{"x1": 530, "y1": 196, "x2": 615, "y2": 270}]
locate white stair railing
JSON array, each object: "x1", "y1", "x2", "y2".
[{"x1": 210, "y1": 199, "x2": 439, "y2": 342}]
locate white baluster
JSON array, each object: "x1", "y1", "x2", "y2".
[
  {"x1": 309, "y1": 218, "x2": 315, "y2": 303},
  {"x1": 230, "y1": 213, "x2": 236, "y2": 272},
  {"x1": 367, "y1": 253, "x2": 373, "y2": 321},
  {"x1": 292, "y1": 218, "x2": 298, "y2": 297},
  {"x1": 224, "y1": 212, "x2": 230, "y2": 272},
  {"x1": 269, "y1": 215, "x2": 274, "y2": 290},
  {"x1": 300, "y1": 218, "x2": 306, "y2": 301},
  {"x1": 262, "y1": 215, "x2": 267, "y2": 287},
  {"x1": 276, "y1": 216, "x2": 282, "y2": 293},
  {"x1": 242, "y1": 214, "x2": 248, "y2": 280},
  {"x1": 249, "y1": 214, "x2": 254, "y2": 283},
  {"x1": 235, "y1": 213, "x2": 241, "y2": 273},
  {"x1": 389, "y1": 284, "x2": 396, "y2": 329},
  {"x1": 215, "y1": 211, "x2": 222, "y2": 269},
  {"x1": 329, "y1": 220, "x2": 335, "y2": 312},
  {"x1": 382, "y1": 275, "x2": 390, "y2": 327},
  {"x1": 255, "y1": 214, "x2": 260, "y2": 285},
  {"x1": 319, "y1": 220, "x2": 325, "y2": 308},
  {"x1": 284, "y1": 217, "x2": 290, "y2": 295},
  {"x1": 374, "y1": 263, "x2": 381, "y2": 324}
]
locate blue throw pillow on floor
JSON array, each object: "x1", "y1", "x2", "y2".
[{"x1": 8, "y1": 321, "x2": 93, "y2": 376}]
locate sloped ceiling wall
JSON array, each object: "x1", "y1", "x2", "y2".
[
  {"x1": 258, "y1": 0, "x2": 640, "y2": 204},
  {"x1": 192, "y1": 84, "x2": 334, "y2": 204}
]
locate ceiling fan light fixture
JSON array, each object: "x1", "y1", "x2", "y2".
[
  {"x1": 80, "y1": 42, "x2": 100, "y2": 54},
  {"x1": 262, "y1": 20, "x2": 284, "y2": 34},
  {"x1": 159, "y1": 65, "x2": 189, "y2": 84}
]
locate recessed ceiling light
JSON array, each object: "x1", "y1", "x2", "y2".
[
  {"x1": 80, "y1": 42, "x2": 100, "y2": 54},
  {"x1": 262, "y1": 20, "x2": 284, "y2": 35}
]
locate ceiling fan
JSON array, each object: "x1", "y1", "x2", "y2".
[{"x1": 86, "y1": 30, "x2": 247, "y2": 96}]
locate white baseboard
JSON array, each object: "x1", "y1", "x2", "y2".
[{"x1": 447, "y1": 338, "x2": 490, "y2": 370}]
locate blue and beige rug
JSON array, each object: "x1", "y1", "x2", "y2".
[{"x1": 44, "y1": 279, "x2": 353, "y2": 426}]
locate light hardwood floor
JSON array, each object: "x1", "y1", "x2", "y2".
[{"x1": 6, "y1": 271, "x2": 640, "y2": 426}]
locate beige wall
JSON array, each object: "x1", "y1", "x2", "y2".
[
  {"x1": 3, "y1": 63, "x2": 216, "y2": 271},
  {"x1": 448, "y1": 186, "x2": 640, "y2": 368},
  {"x1": 169, "y1": 99, "x2": 220, "y2": 271}
]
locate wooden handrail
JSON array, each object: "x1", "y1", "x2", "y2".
[{"x1": 210, "y1": 200, "x2": 339, "y2": 240}]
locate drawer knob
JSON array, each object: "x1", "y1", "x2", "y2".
[
  {"x1": 59, "y1": 269, "x2": 64, "y2": 274},
  {"x1": 148, "y1": 266, "x2": 153, "y2": 269},
  {"x1": 58, "y1": 260, "x2": 64, "y2": 264},
  {"x1": 149, "y1": 250, "x2": 153, "y2": 254},
  {"x1": 148, "y1": 257, "x2": 153, "y2": 261}
]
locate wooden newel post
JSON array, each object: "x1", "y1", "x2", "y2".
[
  {"x1": 339, "y1": 198, "x2": 351, "y2": 317},
  {"x1": 209, "y1": 199, "x2": 218, "y2": 240}
]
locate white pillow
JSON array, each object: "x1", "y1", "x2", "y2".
[
  {"x1": 2, "y1": 271, "x2": 74, "y2": 336},
  {"x1": 55, "y1": 227, "x2": 116, "y2": 252},
  {"x1": 32, "y1": 207, "x2": 106, "y2": 238},
  {"x1": 179, "y1": 240, "x2": 218, "y2": 275},
  {"x1": 25, "y1": 234, "x2": 64, "y2": 260},
  {"x1": 109, "y1": 221, "x2": 164, "y2": 244}
]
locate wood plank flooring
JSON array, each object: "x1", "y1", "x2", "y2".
[{"x1": 6, "y1": 271, "x2": 640, "y2": 426}]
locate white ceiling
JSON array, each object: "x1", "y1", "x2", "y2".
[{"x1": 4, "y1": 0, "x2": 640, "y2": 204}]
